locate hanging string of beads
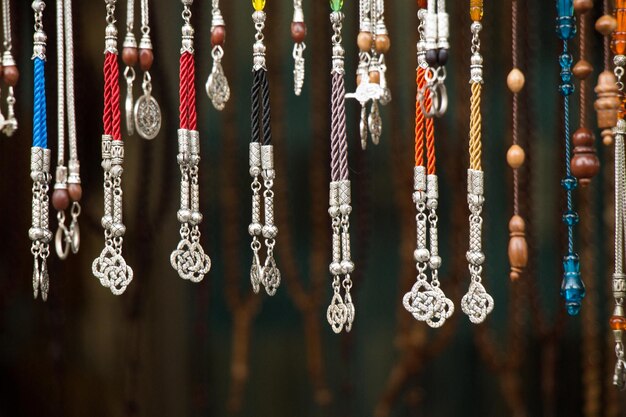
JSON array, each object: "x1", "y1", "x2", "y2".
[
  {"x1": 571, "y1": 0, "x2": 600, "y2": 186},
  {"x1": 610, "y1": 0, "x2": 626, "y2": 391},
  {"x1": 402, "y1": 1, "x2": 453, "y2": 328},
  {"x1": 170, "y1": 0, "x2": 211, "y2": 283},
  {"x1": 419, "y1": 0, "x2": 449, "y2": 119},
  {"x1": 556, "y1": 0, "x2": 586, "y2": 316},
  {"x1": 291, "y1": 0, "x2": 306, "y2": 96},
  {"x1": 53, "y1": 0, "x2": 81, "y2": 260},
  {"x1": 1, "y1": 0, "x2": 17, "y2": 136},
  {"x1": 206, "y1": 0, "x2": 230, "y2": 110},
  {"x1": 29, "y1": 0, "x2": 51, "y2": 301},
  {"x1": 461, "y1": 0, "x2": 494, "y2": 324},
  {"x1": 595, "y1": 0, "x2": 619, "y2": 146},
  {"x1": 326, "y1": 0, "x2": 356, "y2": 334},
  {"x1": 91, "y1": 0, "x2": 134, "y2": 295}
]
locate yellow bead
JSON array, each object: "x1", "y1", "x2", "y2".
[
  {"x1": 507, "y1": 144, "x2": 525, "y2": 169},
  {"x1": 252, "y1": 0, "x2": 266, "y2": 11}
]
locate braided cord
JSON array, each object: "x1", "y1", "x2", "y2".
[
  {"x1": 260, "y1": 70, "x2": 272, "y2": 145},
  {"x1": 469, "y1": 82, "x2": 482, "y2": 171},
  {"x1": 415, "y1": 68, "x2": 425, "y2": 167},
  {"x1": 179, "y1": 51, "x2": 197, "y2": 130},
  {"x1": 33, "y1": 57, "x2": 47, "y2": 148},
  {"x1": 331, "y1": 72, "x2": 349, "y2": 181},
  {"x1": 425, "y1": 89, "x2": 436, "y2": 175},
  {"x1": 251, "y1": 69, "x2": 262, "y2": 143},
  {"x1": 565, "y1": 94, "x2": 574, "y2": 253},
  {"x1": 103, "y1": 52, "x2": 120, "y2": 140},
  {"x1": 512, "y1": 0, "x2": 519, "y2": 215}
]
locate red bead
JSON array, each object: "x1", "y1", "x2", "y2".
[
  {"x1": 610, "y1": 315, "x2": 626, "y2": 331},
  {"x1": 139, "y1": 49, "x2": 153, "y2": 71},
  {"x1": 3, "y1": 65, "x2": 18, "y2": 87},
  {"x1": 122, "y1": 47, "x2": 138, "y2": 66},
  {"x1": 68, "y1": 184, "x2": 82, "y2": 202},
  {"x1": 52, "y1": 189, "x2": 70, "y2": 211},
  {"x1": 417, "y1": 0, "x2": 427, "y2": 8},
  {"x1": 290, "y1": 22, "x2": 306, "y2": 43},
  {"x1": 211, "y1": 25, "x2": 226, "y2": 47}
]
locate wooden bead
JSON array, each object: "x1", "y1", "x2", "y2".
[
  {"x1": 574, "y1": 0, "x2": 593, "y2": 14},
  {"x1": 68, "y1": 183, "x2": 82, "y2": 202},
  {"x1": 602, "y1": 128, "x2": 614, "y2": 146},
  {"x1": 571, "y1": 127, "x2": 600, "y2": 186},
  {"x1": 506, "y1": 144, "x2": 525, "y2": 169},
  {"x1": 3, "y1": 65, "x2": 18, "y2": 87},
  {"x1": 211, "y1": 25, "x2": 226, "y2": 47},
  {"x1": 375, "y1": 34, "x2": 391, "y2": 54},
  {"x1": 139, "y1": 48, "x2": 154, "y2": 71},
  {"x1": 122, "y1": 47, "x2": 138, "y2": 66},
  {"x1": 506, "y1": 68, "x2": 525, "y2": 93},
  {"x1": 357, "y1": 31, "x2": 373, "y2": 52},
  {"x1": 596, "y1": 14, "x2": 617, "y2": 35},
  {"x1": 572, "y1": 59, "x2": 593, "y2": 80},
  {"x1": 417, "y1": 0, "x2": 427, "y2": 8},
  {"x1": 369, "y1": 71, "x2": 380, "y2": 84},
  {"x1": 52, "y1": 189, "x2": 70, "y2": 211},
  {"x1": 594, "y1": 70, "x2": 620, "y2": 129},
  {"x1": 290, "y1": 22, "x2": 306, "y2": 43},
  {"x1": 508, "y1": 215, "x2": 528, "y2": 281}
]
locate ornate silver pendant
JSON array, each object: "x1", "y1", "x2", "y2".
[
  {"x1": 206, "y1": 61, "x2": 230, "y2": 111},
  {"x1": 134, "y1": 93, "x2": 161, "y2": 140}
]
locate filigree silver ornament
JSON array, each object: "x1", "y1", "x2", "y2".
[
  {"x1": 206, "y1": 49, "x2": 230, "y2": 111},
  {"x1": 134, "y1": 73, "x2": 161, "y2": 140}
]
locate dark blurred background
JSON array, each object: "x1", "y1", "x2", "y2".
[{"x1": 0, "y1": 0, "x2": 624, "y2": 416}]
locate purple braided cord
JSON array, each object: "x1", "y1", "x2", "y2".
[{"x1": 331, "y1": 72, "x2": 348, "y2": 181}]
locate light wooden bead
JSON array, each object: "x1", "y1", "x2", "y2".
[
  {"x1": 508, "y1": 215, "x2": 528, "y2": 281},
  {"x1": 574, "y1": 0, "x2": 593, "y2": 14},
  {"x1": 357, "y1": 32, "x2": 373, "y2": 52},
  {"x1": 596, "y1": 14, "x2": 617, "y2": 36},
  {"x1": 602, "y1": 128, "x2": 614, "y2": 146},
  {"x1": 507, "y1": 68, "x2": 525, "y2": 93},
  {"x1": 507, "y1": 144, "x2": 525, "y2": 169},
  {"x1": 572, "y1": 59, "x2": 593, "y2": 80}
]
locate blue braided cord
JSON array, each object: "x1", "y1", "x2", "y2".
[
  {"x1": 564, "y1": 86, "x2": 574, "y2": 253},
  {"x1": 33, "y1": 57, "x2": 47, "y2": 149}
]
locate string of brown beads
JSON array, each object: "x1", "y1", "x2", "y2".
[
  {"x1": 571, "y1": 127, "x2": 600, "y2": 185},
  {"x1": 213, "y1": 24, "x2": 226, "y2": 47},
  {"x1": 508, "y1": 215, "x2": 528, "y2": 281},
  {"x1": 52, "y1": 182, "x2": 82, "y2": 212},
  {"x1": 122, "y1": 44, "x2": 138, "y2": 67}
]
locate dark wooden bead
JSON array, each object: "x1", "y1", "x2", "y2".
[
  {"x1": 211, "y1": 25, "x2": 226, "y2": 47},
  {"x1": 437, "y1": 48, "x2": 448, "y2": 66},
  {"x1": 574, "y1": 0, "x2": 593, "y2": 13},
  {"x1": 290, "y1": 22, "x2": 306, "y2": 43},
  {"x1": 139, "y1": 48, "x2": 153, "y2": 71},
  {"x1": 571, "y1": 127, "x2": 600, "y2": 185},
  {"x1": 417, "y1": 0, "x2": 427, "y2": 8},
  {"x1": 425, "y1": 49, "x2": 438, "y2": 67},
  {"x1": 122, "y1": 47, "x2": 138, "y2": 66},
  {"x1": 375, "y1": 34, "x2": 390, "y2": 54},
  {"x1": 572, "y1": 59, "x2": 593, "y2": 79},
  {"x1": 3, "y1": 65, "x2": 18, "y2": 87},
  {"x1": 68, "y1": 183, "x2": 82, "y2": 202},
  {"x1": 508, "y1": 215, "x2": 528, "y2": 281},
  {"x1": 52, "y1": 189, "x2": 70, "y2": 211}
]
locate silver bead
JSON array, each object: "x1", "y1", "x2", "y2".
[
  {"x1": 471, "y1": 22, "x2": 482, "y2": 34},
  {"x1": 414, "y1": 248, "x2": 430, "y2": 263},
  {"x1": 615, "y1": 55, "x2": 626, "y2": 68}
]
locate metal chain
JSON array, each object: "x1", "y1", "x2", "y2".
[
  {"x1": 126, "y1": 0, "x2": 134, "y2": 32},
  {"x1": 3, "y1": 0, "x2": 10, "y2": 51},
  {"x1": 66, "y1": 0, "x2": 77, "y2": 162},
  {"x1": 56, "y1": 0, "x2": 65, "y2": 166}
]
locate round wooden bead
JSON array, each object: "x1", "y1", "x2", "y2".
[
  {"x1": 507, "y1": 68, "x2": 525, "y2": 93},
  {"x1": 571, "y1": 127, "x2": 600, "y2": 185},
  {"x1": 290, "y1": 22, "x2": 306, "y2": 43},
  {"x1": 573, "y1": 0, "x2": 593, "y2": 14},
  {"x1": 122, "y1": 47, "x2": 138, "y2": 66},
  {"x1": 369, "y1": 71, "x2": 380, "y2": 84},
  {"x1": 506, "y1": 144, "x2": 525, "y2": 169},
  {"x1": 3, "y1": 65, "x2": 18, "y2": 87},
  {"x1": 139, "y1": 48, "x2": 154, "y2": 71},
  {"x1": 572, "y1": 60, "x2": 593, "y2": 79},
  {"x1": 52, "y1": 189, "x2": 70, "y2": 211},
  {"x1": 211, "y1": 25, "x2": 226, "y2": 47},
  {"x1": 596, "y1": 14, "x2": 617, "y2": 36},
  {"x1": 68, "y1": 183, "x2": 82, "y2": 202},
  {"x1": 375, "y1": 34, "x2": 391, "y2": 54},
  {"x1": 357, "y1": 31, "x2": 373, "y2": 52},
  {"x1": 508, "y1": 215, "x2": 528, "y2": 281},
  {"x1": 602, "y1": 128, "x2": 614, "y2": 146}
]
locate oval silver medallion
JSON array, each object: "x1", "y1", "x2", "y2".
[{"x1": 134, "y1": 94, "x2": 161, "y2": 140}]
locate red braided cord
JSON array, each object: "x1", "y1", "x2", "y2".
[
  {"x1": 179, "y1": 52, "x2": 197, "y2": 130},
  {"x1": 103, "y1": 52, "x2": 116, "y2": 136},
  {"x1": 425, "y1": 86, "x2": 436, "y2": 175},
  {"x1": 415, "y1": 68, "x2": 426, "y2": 167},
  {"x1": 179, "y1": 53, "x2": 189, "y2": 129},
  {"x1": 187, "y1": 54, "x2": 197, "y2": 131},
  {"x1": 109, "y1": 53, "x2": 122, "y2": 141}
]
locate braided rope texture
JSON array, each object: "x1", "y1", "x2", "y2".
[
  {"x1": 415, "y1": 68, "x2": 425, "y2": 167},
  {"x1": 331, "y1": 72, "x2": 348, "y2": 181},
  {"x1": 425, "y1": 88, "x2": 436, "y2": 175},
  {"x1": 179, "y1": 51, "x2": 197, "y2": 130},
  {"x1": 469, "y1": 82, "x2": 482, "y2": 171},
  {"x1": 251, "y1": 69, "x2": 262, "y2": 143},
  {"x1": 103, "y1": 52, "x2": 121, "y2": 140},
  {"x1": 260, "y1": 70, "x2": 272, "y2": 146},
  {"x1": 33, "y1": 57, "x2": 47, "y2": 148}
]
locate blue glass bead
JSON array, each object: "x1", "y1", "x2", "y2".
[
  {"x1": 556, "y1": 0, "x2": 573, "y2": 18},
  {"x1": 561, "y1": 175, "x2": 578, "y2": 190},
  {"x1": 559, "y1": 83, "x2": 575, "y2": 96},
  {"x1": 556, "y1": 16, "x2": 577, "y2": 40},
  {"x1": 559, "y1": 52, "x2": 573, "y2": 69},
  {"x1": 562, "y1": 210, "x2": 579, "y2": 226},
  {"x1": 560, "y1": 253, "x2": 585, "y2": 316}
]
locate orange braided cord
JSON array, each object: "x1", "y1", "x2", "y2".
[
  {"x1": 469, "y1": 82, "x2": 482, "y2": 171},
  {"x1": 425, "y1": 88, "x2": 436, "y2": 175},
  {"x1": 415, "y1": 68, "x2": 426, "y2": 167}
]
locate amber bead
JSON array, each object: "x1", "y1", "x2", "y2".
[
  {"x1": 122, "y1": 47, "x2": 138, "y2": 66},
  {"x1": 211, "y1": 25, "x2": 226, "y2": 47},
  {"x1": 571, "y1": 127, "x2": 600, "y2": 186},
  {"x1": 507, "y1": 144, "x2": 525, "y2": 169},
  {"x1": 610, "y1": 315, "x2": 626, "y2": 331},
  {"x1": 574, "y1": 0, "x2": 593, "y2": 13},
  {"x1": 507, "y1": 68, "x2": 525, "y2": 93},
  {"x1": 611, "y1": 1, "x2": 626, "y2": 54},
  {"x1": 68, "y1": 183, "x2": 82, "y2": 202},
  {"x1": 508, "y1": 215, "x2": 528, "y2": 281},
  {"x1": 139, "y1": 48, "x2": 153, "y2": 71},
  {"x1": 417, "y1": 0, "x2": 427, "y2": 8},
  {"x1": 357, "y1": 31, "x2": 373, "y2": 52},
  {"x1": 572, "y1": 60, "x2": 593, "y2": 80},
  {"x1": 596, "y1": 14, "x2": 617, "y2": 36},
  {"x1": 375, "y1": 34, "x2": 391, "y2": 54},
  {"x1": 52, "y1": 189, "x2": 70, "y2": 211},
  {"x1": 369, "y1": 71, "x2": 380, "y2": 84},
  {"x1": 3, "y1": 65, "x2": 18, "y2": 87},
  {"x1": 470, "y1": 0, "x2": 483, "y2": 21}
]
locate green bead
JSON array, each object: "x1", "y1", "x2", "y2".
[{"x1": 330, "y1": 0, "x2": 343, "y2": 11}]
